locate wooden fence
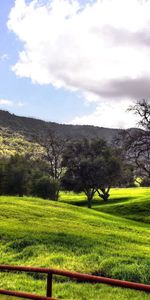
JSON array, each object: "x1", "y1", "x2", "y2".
[{"x1": 0, "y1": 264, "x2": 150, "y2": 299}]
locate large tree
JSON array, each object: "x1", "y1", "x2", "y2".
[{"x1": 62, "y1": 139, "x2": 122, "y2": 208}]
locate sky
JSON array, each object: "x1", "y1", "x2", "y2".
[{"x1": 1, "y1": 0, "x2": 150, "y2": 129}]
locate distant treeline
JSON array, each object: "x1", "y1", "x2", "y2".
[
  {"x1": 0, "y1": 155, "x2": 59, "y2": 200},
  {"x1": 0, "y1": 137, "x2": 134, "y2": 208}
]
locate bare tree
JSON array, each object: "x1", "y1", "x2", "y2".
[
  {"x1": 37, "y1": 129, "x2": 67, "y2": 181},
  {"x1": 120, "y1": 100, "x2": 150, "y2": 178},
  {"x1": 36, "y1": 129, "x2": 67, "y2": 199},
  {"x1": 128, "y1": 99, "x2": 150, "y2": 131}
]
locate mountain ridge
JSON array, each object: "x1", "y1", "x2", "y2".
[{"x1": 0, "y1": 109, "x2": 121, "y2": 142}]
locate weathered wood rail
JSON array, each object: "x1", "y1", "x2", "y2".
[{"x1": 0, "y1": 264, "x2": 150, "y2": 299}]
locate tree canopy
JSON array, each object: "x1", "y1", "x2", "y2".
[{"x1": 62, "y1": 139, "x2": 122, "y2": 208}]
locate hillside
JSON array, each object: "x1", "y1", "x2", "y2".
[
  {"x1": 94, "y1": 188, "x2": 150, "y2": 224},
  {"x1": 0, "y1": 110, "x2": 120, "y2": 142},
  {"x1": 0, "y1": 188, "x2": 150, "y2": 299},
  {"x1": 0, "y1": 126, "x2": 44, "y2": 158},
  {"x1": 60, "y1": 188, "x2": 150, "y2": 224}
]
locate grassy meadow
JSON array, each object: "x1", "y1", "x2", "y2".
[{"x1": 0, "y1": 188, "x2": 150, "y2": 299}]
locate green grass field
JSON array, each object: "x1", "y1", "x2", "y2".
[
  {"x1": 60, "y1": 187, "x2": 150, "y2": 223},
  {"x1": 0, "y1": 188, "x2": 150, "y2": 299}
]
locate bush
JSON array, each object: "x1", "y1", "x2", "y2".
[
  {"x1": 141, "y1": 177, "x2": 150, "y2": 187},
  {"x1": 0, "y1": 155, "x2": 60, "y2": 199},
  {"x1": 32, "y1": 175, "x2": 59, "y2": 200},
  {"x1": 4, "y1": 155, "x2": 31, "y2": 197},
  {"x1": 0, "y1": 159, "x2": 7, "y2": 195}
]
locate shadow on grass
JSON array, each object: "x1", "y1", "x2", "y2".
[
  {"x1": 102, "y1": 197, "x2": 131, "y2": 205},
  {"x1": 62, "y1": 197, "x2": 131, "y2": 208},
  {"x1": 7, "y1": 231, "x2": 96, "y2": 256}
]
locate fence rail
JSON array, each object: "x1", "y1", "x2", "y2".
[
  {"x1": 0, "y1": 264, "x2": 150, "y2": 299},
  {"x1": 0, "y1": 289, "x2": 56, "y2": 300}
]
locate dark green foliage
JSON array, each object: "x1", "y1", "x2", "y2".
[
  {"x1": 141, "y1": 177, "x2": 150, "y2": 187},
  {"x1": 0, "y1": 155, "x2": 58, "y2": 200},
  {"x1": 32, "y1": 175, "x2": 59, "y2": 200},
  {"x1": 5, "y1": 155, "x2": 31, "y2": 197},
  {"x1": 117, "y1": 163, "x2": 135, "y2": 188},
  {"x1": 0, "y1": 155, "x2": 31, "y2": 197},
  {"x1": 0, "y1": 159, "x2": 7, "y2": 195},
  {"x1": 62, "y1": 139, "x2": 122, "y2": 207}
]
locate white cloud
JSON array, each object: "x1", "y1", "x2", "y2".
[
  {"x1": 0, "y1": 99, "x2": 25, "y2": 108},
  {"x1": 7, "y1": 0, "x2": 150, "y2": 127},
  {"x1": 8, "y1": 0, "x2": 150, "y2": 93},
  {"x1": 70, "y1": 99, "x2": 139, "y2": 129},
  {"x1": 0, "y1": 99, "x2": 13, "y2": 106}
]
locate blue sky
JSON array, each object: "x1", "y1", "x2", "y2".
[
  {"x1": 1, "y1": 0, "x2": 150, "y2": 128},
  {"x1": 0, "y1": 0, "x2": 96, "y2": 123}
]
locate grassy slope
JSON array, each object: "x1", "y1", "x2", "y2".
[
  {"x1": 92, "y1": 188, "x2": 150, "y2": 224},
  {"x1": 60, "y1": 188, "x2": 150, "y2": 224},
  {"x1": 0, "y1": 189, "x2": 150, "y2": 299}
]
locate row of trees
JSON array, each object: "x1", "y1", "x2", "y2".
[
  {"x1": 0, "y1": 99, "x2": 149, "y2": 208},
  {"x1": 0, "y1": 156, "x2": 59, "y2": 200},
  {"x1": 0, "y1": 139, "x2": 133, "y2": 207}
]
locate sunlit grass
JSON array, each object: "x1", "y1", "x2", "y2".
[
  {"x1": 60, "y1": 188, "x2": 150, "y2": 223},
  {"x1": 0, "y1": 188, "x2": 150, "y2": 299}
]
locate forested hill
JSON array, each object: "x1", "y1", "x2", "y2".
[{"x1": 0, "y1": 110, "x2": 120, "y2": 142}]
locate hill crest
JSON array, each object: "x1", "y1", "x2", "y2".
[{"x1": 0, "y1": 109, "x2": 120, "y2": 142}]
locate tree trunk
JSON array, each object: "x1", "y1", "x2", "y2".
[
  {"x1": 87, "y1": 195, "x2": 92, "y2": 208},
  {"x1": 85, "y1": 189, "x2": 95, "y2": 208},
  {"x1": 19, "y1": 192, "x2": 23, "y2": 197},
  {"x1": 100, "y1": 192, "x2": 109, "y2": 202},
  {"x1": 97, "y1": 187, "x2": 110, "y2": 202}
]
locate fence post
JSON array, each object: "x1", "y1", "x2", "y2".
[{"x1": 47, "y1": 272, "x2": 52, "y2": 297}]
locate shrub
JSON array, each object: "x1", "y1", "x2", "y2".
[
  {"x1": 32, "y1": 175, "x2": 59, "y2": 200},
  {"x1": 141, "y1": 177, "x2": 150, "y2": 187}
]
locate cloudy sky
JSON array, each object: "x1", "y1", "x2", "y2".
[{"x1": 1, "y1": 0, "x2": 150, "y2": 128}]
